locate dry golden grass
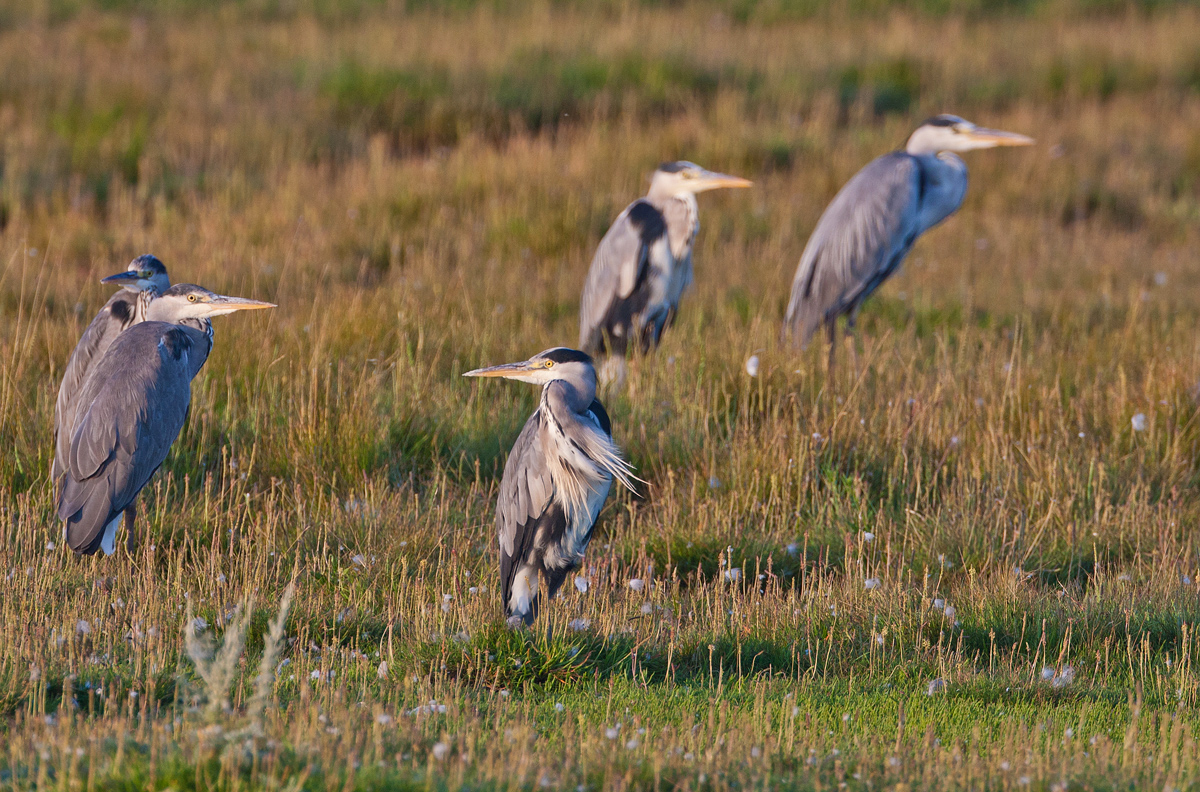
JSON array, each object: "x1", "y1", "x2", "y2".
[{"x1": 2, "y1": 2, "x2": 1200, "y2": 789}]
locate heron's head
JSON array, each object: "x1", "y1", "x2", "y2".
[
  {"x1": 648, "y1": 161, "x2": 752, "y2": 200},
  {"x1": 147, "y1": 284, "x2": 276, "y2": 322},
  {"x1": 464, "y1": 347, "x2": 596, "y2": 388},
  {"x1": 905, "y1": 115, "x2": 1034, "y2": 156},
  {"x1": 100, "y1": 254, "x2": 171, "y2": 292}
]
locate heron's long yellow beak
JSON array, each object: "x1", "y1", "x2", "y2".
[
  {"x1": 692, "y1": 171, "x2": 754, "y2": 193},
  {"x1": 463, "y1": 360, "x2": 538, "y2": 379},
  {"x1": 964, "y1": 127, "x2": 1035, "y2": 147},
  {"x1": 100, "y1": 270, "x2": 144, "y2": 285},
  {"x1": 213, "y1": 296, "x2": 275, "y2": 310},
  {"x1": 205, "y1": 295, "x2": 276, "y2": 315}
]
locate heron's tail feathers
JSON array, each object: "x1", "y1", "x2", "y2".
[
  {"x1": 782, "y1": 294, "x2": 823, "y2": 350},
  {"x1": 58, "y1": 479, "x2": 117, "y2": 556}
]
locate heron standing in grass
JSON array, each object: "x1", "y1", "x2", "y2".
[
  {"x1": 53, "y1": 255, "x2": 171, "y2": 492},
  {"x1": 783, "y1": 115, "x2": 1034, "y2": 370},
  {"x1": 579, "y1": 162, "x2": 751, "y2": 383},
  {"x1": 57, "y1": 284, "x2": 274, "y2": 556},
  {"x1": 464, "y1": 348, "x2": 638, "y2": 625}
]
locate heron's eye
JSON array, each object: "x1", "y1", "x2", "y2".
[
  {"x1": 139, "y1": 271, "x2": 151, "y2": 278},
  {"x1": 188, "y1": 294, "x2": 198, "y2": 302},
  {"x1": 544, "y1": 360, "x2": 555, "y2": 368}
]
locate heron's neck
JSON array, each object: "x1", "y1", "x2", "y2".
[
  {"x1": 538, "y1": 378, "x2": 629, "y2": 519},
  {"x1": 175, "y1": 317, "x2": 214, "y2": 346},
  {"x1": 905, "y1": 127, "x2": 952, "y2": 155},
  {"x1": 132, "y1": 288, "x2": 158, "y2": 321},
  {"x1": 169, "y1": 320, "x2": 215, "y2": 379},
  {"x1": 541, "y1": 379, "x2": 595, "y2": 419},
  {"x1": 913, "y1": 152, "x2": 968, "y2": 234},
  {"x1": 647, "y1": 191, "x2": 697, "y2": 214},
  {"x1": 648, "y1": 193, "x2": 698, "y2": 260}
]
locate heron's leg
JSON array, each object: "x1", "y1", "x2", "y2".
[
  {"x1": 845, "y1": 312, "x2": 861, "y2": 377},
  {"x1": 542, "y1": 563, "x2": 573, "y2": 604},
  {"x1": 825, "y1": 316, "x2": 838, "y2": 376},
  {"x1": 506, "y1": 565, "x2": 539, "y2": 627},
  {"x1": 641, "y1": 309, "x2": 668, "y2": 355},
  {"x1": 124, "y1": 502, "x2": 139, "y2": 556},
  {"x1": 538, "y1": 564, "x2": 577, "y2": 640}
]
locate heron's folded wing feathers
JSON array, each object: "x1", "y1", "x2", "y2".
[
  {"x1": 578, "y1": 200, "x2": 666, "y2": 351},
  {"x1": 496, "y1": 411, "x2": 557, "y2": 612},
  {"x1": 61, "y1": 324, "x2": 198, "y2": 518},
  {"x1": 496, "y1": 411, "x2": 554, "y2": 559},
  {"x1": 785, "y1": 153, "x2": 922, "y2": 342},
  {"x1": 53, "y1": 293, "x2": 136, "y2": 481}
]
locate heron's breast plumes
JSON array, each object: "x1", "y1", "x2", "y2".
[{"x1": 539, "y1": 404, "x2": 638, "y2": 520}]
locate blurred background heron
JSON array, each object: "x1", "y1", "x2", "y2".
[
  {"x1": 464, "y1": 347, "x2": 638, "y2": 624},
  {"x1": 57, "y1": 284, "x2": 274, "y2": 556},
  {"x1": 579, "y1": 161, "x2": 751, "y2": 384},
  {"x1": 52, "y1": 255, "x2": 171, "y2": 494},
  {"x1": 783, "y1": 115, "x2": 1033, "y2": 370}
]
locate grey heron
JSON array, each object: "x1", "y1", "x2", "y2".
[
  {"x1": 53, "y1": 255, "x2": 171, "y2": 492},
  {"x1": 783, "y1": 115, "x2": 1033, "y2": 369},
  {"x1": 464, "y1": 348, "x2": 639, "y2": 624},
  {"x1": 57, "y1": 284, "x2": 274, "y2": 556},
  {"x1": 579, "y1": 162, "x2": 751, "y2": 376}
]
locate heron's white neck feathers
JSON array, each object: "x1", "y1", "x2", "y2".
[
  {"x1": 539, "y1": 386, "x2": 639, "y2": 520},
  {"x1": 663, "y1": 193, "x2": 699, "y2": 261},
  {"x1": 125, "y1": 288, "x2": 159, "y2": 327}
]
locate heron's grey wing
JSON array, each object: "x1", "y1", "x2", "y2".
[
  {"x1": 495, "y1": 410, "x2": 555, "y2": 612},
  {"x1": 57, "y1": 323, "x2": 202, "y2": 554},
  {"x1": 784, "y1": 152, "x2": 922, "y2": 345},
  {"x1": 578, "y1": 200, "x2": 667, "y2": 354},
  {"x1": 52, "y1": 292, "x2": 138, "y2": 486}
]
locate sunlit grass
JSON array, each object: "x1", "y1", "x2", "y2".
[{"x1": 1, "y1": 1, "x2": 1200, "y2": 789}]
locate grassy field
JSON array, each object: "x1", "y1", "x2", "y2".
[{"x1": 2, "y1": 1, "x2": 1200, "y2": 789}]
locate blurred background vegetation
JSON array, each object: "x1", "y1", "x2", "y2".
[{"x1": 0, "y1": 0, "x2": 1198, "y2": 224}]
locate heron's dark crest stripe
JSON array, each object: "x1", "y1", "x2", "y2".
[
  {"x1": 542, "y1": 348, "x2": 593, "y2": 366},
  {"x1": 130, "y1": 254, "x2": 167, "y2": 275}
]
